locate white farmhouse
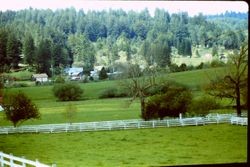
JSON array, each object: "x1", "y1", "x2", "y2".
[
  {"x1": 32, "y1": 73, "x2": 48, "y2": 83},
  {"x1": 65, "y1": 67, "x2": 84, "y2": 80}
]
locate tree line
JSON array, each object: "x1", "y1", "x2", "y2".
[{"x1": 0, "y1": 8, "x2": 248, "y2": 75}]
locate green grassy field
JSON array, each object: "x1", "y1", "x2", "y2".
[
  {"x1": 0, "y1": 124, "x2": 247, "y2": 166},
  {"x1": 0, "y1": 67, "x2": 232, "y2": 126},
  {"x1": 0, "y1": 98, "x2": 140, "y2": 126},
  {"x1": 0, "y1": 68, "x2": 247, "y2": 167}
]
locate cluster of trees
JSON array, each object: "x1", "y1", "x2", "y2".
[
  {"x1": 0, "y1": 9, "x2": 247, "y2": 74},
  {"x1": 1, "y1": 44, "x2": 247, "y2": 126},
  {"x1": 123, "y1": 44, "x2": 248, "y2": 119}
]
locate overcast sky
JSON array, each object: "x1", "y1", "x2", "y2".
[{"x1": 0, "y1": 0, "x2": 248, "y2": 16}]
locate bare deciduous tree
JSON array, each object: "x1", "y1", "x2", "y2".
[
  {"x1": 119, "y1": 64, "x2": 157, "y2": 119},
  {"x1": 206, "y1": 44, "x2": 248, "y2": 116}
]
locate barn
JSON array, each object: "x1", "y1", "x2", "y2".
[{"x1": 32, "y1": 73, "x2": 48, "y2": 83}]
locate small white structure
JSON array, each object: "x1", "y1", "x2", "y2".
[
  {"x1": 90, "y1": 66, "x2": 105, "y2": 80},
  {"x1": 65, "y1": 67, "x2": 83, "y2": 80},
  {"x1": 32, "y1": 73, "x2": 48, "y2": 82},
  {"x1": 0, "y1": 105, "x2": 4, "y2": 112}
]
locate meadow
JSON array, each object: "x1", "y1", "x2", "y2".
[
  {"x1": 0, "y1": 124, "x2": 247, "y2": 166},
  {"x1": 0, "y1": 67, "x2": 247, "y2": 166},
  {"x1": 0, "y1": 67, "x2": 232, "y2": 126}
]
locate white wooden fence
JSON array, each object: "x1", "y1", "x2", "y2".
[
  {"x1": 0, "y1": 152, "x2": 56, "y2": 167},
  {"x1": 0, "y1": 114, "x2": 247, "y2": 135}
]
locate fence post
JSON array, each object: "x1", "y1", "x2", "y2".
[
  {"x1": 109, "y1": 123, "x2": 112, "y2": 130},
  {"x1": 195, "y1": 118, "x2": 198, "y2": 126},
  {"x1": 65, "y1": 125, "x2": 68, "y2": 132},
  {"x1": 152, "y1": 121, "x2": 155, "y2": 128},
  {"x1": 0, "y1": 152, "x2": 4, "y2": 167},
  {"x1": 10, "y1": 153, "x2": 14, "y2": 166},
  {"x1": 217, "y1": 114, "x2": 219, "y2": 124},
  {"x1": 94, "y1": 122, "x2": 97, "y2": 131},
  {"x1": 35, "y1": 159, "x2": 40, "y2": 166},
  {"x1": 22, "y1": 156, "x2": 26, "y2": 167},
  {"x1": 137, "y1": 122, "x2": 140, "y2": 129},
  {"x1": 123, "y1": 121, "x2": 126, "y2": 130},
  {"x1": 167, "y1": 120, "x2": 169, "y2": 127}
]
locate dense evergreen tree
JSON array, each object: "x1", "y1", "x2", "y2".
[
  {"x1": 0, "y1": 28, "x2": 8, "y2": 72},
  {"x1": 6, "y1": 33, "x2": 21, "y2": 69},
  {"x1": 0, "y1": 8, "x2": 248, "y2": 72},
  {"x1": 36, "y1": 39, "x2": 52, "y2": 76},
  {"x1": 99, "y1": 67, "x2": 108, "y2": 80},
  {"x1": 23, "y1": 33, "x2": 35, "y2": 66}
]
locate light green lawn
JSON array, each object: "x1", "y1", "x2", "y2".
[
  {"x1": 0, "y1": 98, "x2": 140, "y2": 126},
  {"x1": 0, "y1": 67, "x2": 233, "y2": 126},
  {"x1": 0, "y1": 124, "x2": 247, "y2": 167}
]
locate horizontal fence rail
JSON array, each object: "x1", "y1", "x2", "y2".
[
  {"x1": 0, "y1": 152, "x2": 56, "y2": 167},
  {"x1": 0, "y1": 114, "x2": 247, "y2": 135}
]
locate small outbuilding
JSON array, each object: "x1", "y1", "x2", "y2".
[
  {"x1": 32, "y1": 73, "x2": 48, "y2": 83},
  {"x1": 0, "y1": 105, "x2": 4, "y2": 112},
  {"x1": 65, "y1": 67, "x2": 84, "y2": 80}
]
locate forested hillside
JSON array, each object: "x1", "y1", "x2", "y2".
[{"x1": 0, "y1": 8, "x2": 248, "y2": 75}]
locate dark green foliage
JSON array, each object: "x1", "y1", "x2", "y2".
[
  {"x1": 210, "y1": 59, "x2": 225, "y2": 67},
  {"x1": 0, "y1": 9, "x2": 247, "y2": 71},
  {"x1": 188, "y1": 96, "x2": 221, "y2": 116},
  {"x1": 6, "y1": 33, "x2": 21, "y2": 69},
  {"x1": 10, "y1": 82, "x2": 29, "y2": 88},
  {"x1": 196, "y1": 62, "x2": 204, "y2": 69},
  {"x1": 143, "y1": 87, "x2": 192, "y2": 120},
  {"x1": 223, "y1": 31, "x2": 240, "y2": 49},
  {"x1": 99, "y1": 88, "x2": 128, "y2": 99},
  {"x1": 54, "y1": 76, "x2": 65, "y2": 83},
  {"x1": 85, "y1": 20, "x2": 107, "y2": 42},
  {"x1": 23, "y1": 33, "x2": 36, "y2": 66},
  {"x1": 3, "y1": 91, "x2": 40, "y2": 127},
  {"x1": 36, "y1": 39, "x2": 52, "y2": 76},
  {"x1": 179, "y1": 63, "x2": 187, "y2": 71},
  {"x1": 169, "y1": 63, "x2": 179, "y2": 72},
  {"x1": 212, "y1": 45, "x2": 218, "y2": 57},
  {"x1": 0, "y1": 28, "x2": 8, "y2": 72},
  {"x1": 146, "y1": 84, "x2": 169, "y2": 96},
  {"x1": 52, "y1": 83, "x2": 83, "y2": 101},
  {"x1": 99, "y1": 88, "x2": 117, "y2": 98},
  {"x1": 99, "y1": 67, "x2": 108, "y2": 80}
]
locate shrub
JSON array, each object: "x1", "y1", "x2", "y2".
[
  {"x1": 143, "y1": 87, "x2": 192, "y2": 120},
  {"x1": 99, "y1": 87, "x2": 129, "y2": 98},
  {"x1": 210, "y1": 59, "x2": 225, "y2": 67},
  {"x1": 99, "y1": 67, "x2": 108, "y2": 80},
  {"x1": 196, "y1": 62, "x2": 204, "y2": 69},
  {"x1": 99, "y1": 88, "x2": 117, "y2": 98},
  {"x1": 179, "y1": 63, "x2": 187, "y2": 71},
  {"x1": 3, "y1": 91, "x2": 40, "y2": 127},
  {"x1": 146, "y1": 84, "x2": 169, "y2": 96},
  {"x1": 188, "y1": 96, "x2": 221, "y2": 116},
  {"x1": 169, "y1": 63, "x2": 179, "y2": 72},
  {"x1": 54, "y1": 76, "x2": 65, "y2": 83},
  {"x1": 53, "y1": 83, "x2": 83, "y2": 101},
  {"x1": 11, "y1": 82, "x2": 29, "y2": 88}
]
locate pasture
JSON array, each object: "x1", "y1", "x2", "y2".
[
  {"x1": 0, "y1": 67, "x2": 233, "y2": 126},
  {"x1": 0, "y1": 67, "x2": 247, "y2": 166},
  {"x1": 0, "y1": 124, "x2": 247, "y2": 166}
]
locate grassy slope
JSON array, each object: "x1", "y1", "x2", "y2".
[
  {"x1": 0, "y1": 124, "x2": 247, "y2": 166},
  {"x1": 0, "y1": 67, "x2": 229, "y2": 126}
]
